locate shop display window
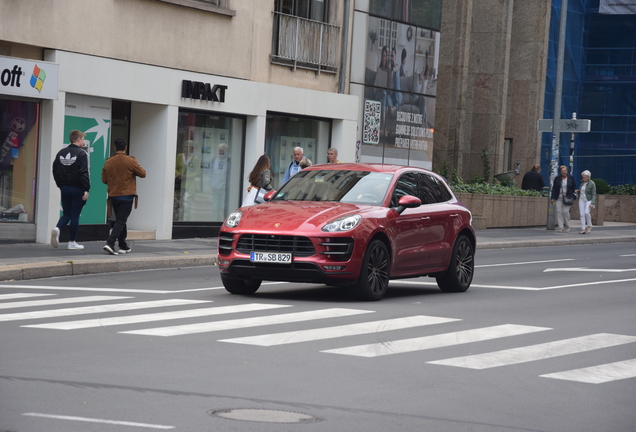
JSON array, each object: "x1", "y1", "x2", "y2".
[
  {"x1": 265, "y1": 114, "x2": 331, "y2": 189},
  {"x1": 0, "y1": 99, "x2": 39, "y2": 223},
  {"x1": 174, "y1": 111, "x2": 243, "y2": 222}
]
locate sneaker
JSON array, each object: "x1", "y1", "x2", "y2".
[
  {"x1": 68, "y1": 241, "x2": 84, "y2": 250},
  {"x1": 564, "y1": 227, "x2": 570, "y2": 233},
  {"x1": 103, "y1": 244, "x2": 118, "y2": 255},
  {"x1": 586, "y1": 226, "x2": 592, "y2": 233},
  {"x1": 51, "y1": 227, "x2": 60, "y2": 248},
  {"x1": 118, "y1": 247, "x2": 132, "y2": 254}
]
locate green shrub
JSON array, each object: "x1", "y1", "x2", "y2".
[
  {"x1": 592, "y1": 178, "x2": 611, "y2": 194},
  {"x1": 608, "y1": 184, "x2": 636, "y2": 195},
  {"x1": 451, "y1": 182, "x2": 545, "y2": 197}
]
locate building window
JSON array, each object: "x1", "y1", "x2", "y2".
[
  {"x1": 154, "y1": 0, "x2": 236, "y2": 16},
  {"x1": 265, "y1": 114, "x2": 331, "y2": 189},
  {"x1": 0, "y1": 99, "x2": 39, "y2": 223},
  {"x1": 271, "y1": 0, "x2": 340, "y2": 73},
  {"x1": 174, "y1": 111, "x2": 243, "y2": 222}
]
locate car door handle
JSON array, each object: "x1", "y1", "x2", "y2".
[
  {"x1": 450, "y1": 214, "x2": 460, "y2": 218},
  {"x1": 421, "y1": 216, "x2": 430, "y2": 221}
]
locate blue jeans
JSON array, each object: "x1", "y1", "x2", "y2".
[
  {"x1": 107, "y1": 197, "x2": 134, "y2": 248},
  {"x1": 57, "y1": 186, "x2": 86, "y2": 241}
]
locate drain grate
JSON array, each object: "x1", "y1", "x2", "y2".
[{"x1": 208, "y1": 408, "x2": 322, "y2": 424}]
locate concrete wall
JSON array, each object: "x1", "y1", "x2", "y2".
[
  {"x1": 457, "y1": 193, "x2": 636, "y2": 229},
  {"x1": 0, "y1": 0, "x2": 343, "y2": 92},
  {"x1": 434, "y1": 0, "x2": 551, "y2": 185}
]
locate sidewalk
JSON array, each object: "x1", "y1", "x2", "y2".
[{"x1": 1, "y1": 222, "x2": 635, "y2": 281}]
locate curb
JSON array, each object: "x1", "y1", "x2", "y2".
[
  {"x1": 476, "y1": 236, "x2": 636, "y2": 250},
  {"x1": 0, "y1": 255, "x2": 218, "y2": 282}
]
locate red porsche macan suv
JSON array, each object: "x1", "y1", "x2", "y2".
[{"x1": 218, "y1": 163, "x2": 475, "y2": 300}]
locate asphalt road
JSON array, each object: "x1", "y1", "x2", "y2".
[{"x1": 1, "y1": 243, "x2": 635, "y2": 432}]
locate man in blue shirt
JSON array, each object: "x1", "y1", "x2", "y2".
[{"x1": 282, "y1": 146, "x2": 304, "y2": 185}]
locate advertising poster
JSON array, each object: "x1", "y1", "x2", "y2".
[
  {"x1": 361, "y1": 15, "x2": 439, "y2": 169},
  {"x1": 64, "y1": 94, "x2": 111, "y2": 224}
]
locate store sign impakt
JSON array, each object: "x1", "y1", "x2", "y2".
[
  {"x1": 181, "y1": 80, "x2": 227, "y2": 102},
  {"x1": 0, "y1": 56, "x2": 59, "y2": 100}
]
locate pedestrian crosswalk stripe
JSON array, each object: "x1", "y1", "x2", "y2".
[
  {"x1": 219, "y1": 315, "x2": 461, "y2": 346},
  {"x1": 428, "y1": 333, "x2": 636, "y2": 369},
  {"x1": 0, "y1": 299, "x2": 206, "y2": 322},
  {"x1": 0, "y1": 293, "x2": 54, "y2": 301},
  {"x1": 0, "y1": 295, "x2": 131, "y2": 311},
  {"x1": 540, "y1": 358, "x2": 636, "y2": 384},
  {"x1": 120, "y1": 308, "x2": 375, "y2": 337},
  {"x1": 24, "y1": 303, "x2": 291, "y2": 330},
  {"x1": 321, "y1": 324, "x2": 551, "y2": 357}
]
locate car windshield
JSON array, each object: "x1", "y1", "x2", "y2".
[{"x1": 273, "y1": 170, "x2": 394, "y2": 206}]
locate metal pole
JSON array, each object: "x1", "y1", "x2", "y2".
[
  {"x1": 547, "y1": 0, "x2": 568, "y2": 230},
  {"x1": 569, "y1": 112, "x2": 576, "y2": 176}
]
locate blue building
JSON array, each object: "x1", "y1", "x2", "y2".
[{"x1": 543, "y1": 0, "x2": 636, "y2": 186}]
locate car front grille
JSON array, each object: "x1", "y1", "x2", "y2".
[{"x1": 236, "y1": 234, "x2": 316, "y2": 257}]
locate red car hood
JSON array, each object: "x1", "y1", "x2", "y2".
[{"x1": 236, "y1": 201, "x2": 375, "y2": 232}]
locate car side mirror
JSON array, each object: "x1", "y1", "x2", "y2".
[
  {"x1": 263, "y1": 190, "x2": 277, "y2": 202},
  {"x1": 396, "y1": 195, "x2": 421, "y2": 214}
]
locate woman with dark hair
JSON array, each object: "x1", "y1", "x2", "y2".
[{"x1": 242, "y1": 155, "x2": 273, "y2": 207}]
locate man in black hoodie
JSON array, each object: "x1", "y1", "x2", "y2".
[{"x1": 51, "y1": 129, "x2": 90, "y2": 250}]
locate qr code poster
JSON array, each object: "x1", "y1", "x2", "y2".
[{"x1": 363, "y1": 100, "x2": 381, "y2": 144}]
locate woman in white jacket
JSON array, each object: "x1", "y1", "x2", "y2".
[{"x1": 576, "y1": 170, "x2": 596, "y2": 234}]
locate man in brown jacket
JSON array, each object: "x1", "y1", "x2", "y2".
[{"x1": 101, "y1": 138, "x2": 146, "y2": 255}]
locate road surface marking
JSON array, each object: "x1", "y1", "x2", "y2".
[
  {"x1": 0, "y1": 295, "x2": 131, "y2": 310},
  {"x1": 0, "y1": 299, "x2": 204, "y2": 322},
  {"x1": 219, "y1": 315, "x2": 461, "y2": 346},
  {"x1": 540, "y1": 358, "x2": 636, "y2": 383},
  {"x1": 22, "y1": 413, "x2": 174, "y2": 429},
  {"x1": 321, "y1": 324, "x2": 551, "y2": 357},
  {"x1": 428, "y1": 333, "x2": 636, "y2": 369},
  {"x1": 0, "y1": 293, "x2": 54, "y2": 300},
  {"x1": 396, "y1": 278, "x2": 636, "y2": 291},
  {"x1": 0, "y1": 284, "x2": 172, "y2": 293},
  {"x1": 476, "y1": 259, "x2": 575, "y2": 268},
  {"x1": 24, "y1": 303, "x2": 291, "y2": 330},
  {"x1": 121, "y1": 308, "x2": 375, "y2": 337},
  {"x1": 544, "y1": 267, "x2": 636, "y2": 273}
]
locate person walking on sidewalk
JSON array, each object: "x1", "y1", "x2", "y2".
[
  {"x1": 550, "y1": 165, "x2": 577, "y2": 233},
  {"x1": 51, "y1": 129, "x2": 90, "y2": 250},
  {"x1": 101, "y1": 138, "x2": 146, "y2": 255},
  {"x1": 576, "y1": 170, "x2": 596, "y2": 234}
]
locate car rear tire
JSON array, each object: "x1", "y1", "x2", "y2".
[
  {"x1": 436, "y1": 235, "x2": 474, "y2": 292},
  {"x1": 350, "y1": 239, "x2": 390, "y2": 301},
  {"x1": 221, "y1": 273, "x2": 262, "y2": 295}
]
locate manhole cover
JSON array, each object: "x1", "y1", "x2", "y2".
[{"x1": 208, "y1": 408, "x2": 322, "y2": 424}]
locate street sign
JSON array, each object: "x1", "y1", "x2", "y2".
[{"x1": 537, "y1": 119, "x2": 591, "y2": 133}]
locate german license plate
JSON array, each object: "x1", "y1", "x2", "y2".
[{"x1": 250, "y1": 252, "x2": 292, "y2": 264}]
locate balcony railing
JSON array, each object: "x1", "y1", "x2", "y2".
[{"x1": 271, "y1": 11, "x2": 341, "y2": 74}]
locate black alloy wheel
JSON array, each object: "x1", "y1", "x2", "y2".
[
  {"x1": 351, "y1": 239, "x2": 390, "y2": 301},
  {"x1": 436, "y1": 235, "x2": 474, "y2": 292}
]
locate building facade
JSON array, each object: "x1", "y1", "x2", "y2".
[{"x1": 0, "y1": 0, "x2": 359, "y2": 243}]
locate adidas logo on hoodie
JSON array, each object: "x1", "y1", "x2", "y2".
[{"x1": 59, "y1": 153, "x2": 77, "y2": 166}]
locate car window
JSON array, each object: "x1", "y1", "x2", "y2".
[
  {"x1": 274, "y1": 170, "x2": 393, "y2": 205},
  {"x1": 391, "y1": 172, "x2": 419, "y2": 207},
  {"x1": 423, "y1": 174, "x2": 452, "y2": 203},
  {"x1": 416, "y1": 173, "x2": 437, "y2": 204}
]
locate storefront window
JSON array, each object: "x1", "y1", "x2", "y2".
[
  {"x1": 0, "y1": 99, "x2": 39, "y2": 223},
  {"x1": 265, "y1": 114, "x2": 331, "y2": 189},
  {"x1": 174, "y1": 111, "x2": 243, "y2": 222}
]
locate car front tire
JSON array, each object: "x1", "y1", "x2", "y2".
[
  {"x1": 436, "y1": 235, "x2": 474, "y2": 292},
  {"x1": 350, "y1": 239, "x2": 390, "y2": 301},
  {"x1": 221, "y1": 273, "x2": 262, "y2": 295}
]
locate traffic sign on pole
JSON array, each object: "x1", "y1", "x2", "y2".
[{"x1": 537, "y1": 119, "x2": 591, "y2": 133}]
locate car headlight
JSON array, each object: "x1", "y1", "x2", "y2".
[
  {"x1": 225, "y1": 210, "x2": 242, "y2": 228},
  {"x1": 322, "y1": 215, "x2": 362, "y2": 232}
]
